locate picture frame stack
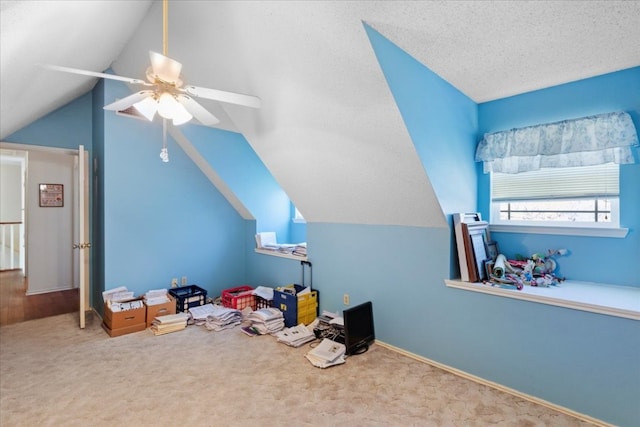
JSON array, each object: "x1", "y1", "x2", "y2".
[{"x1": 453, "y1": 213, "x2": 491, "y2": 282}]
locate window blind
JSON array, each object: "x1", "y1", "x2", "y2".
[{"x1": 492, "y1": 163, "x2": 619, "y2": 201}]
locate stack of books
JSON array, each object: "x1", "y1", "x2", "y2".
[
  {"x1": 274, "y1": 324, "x2": 316, "y2": 347},
  {"x1": 246, "y1": 308, "x2": 285, "y2": 334},
  {"x1": 150, "y1": 312, "x2": 190, "y2": 335}
]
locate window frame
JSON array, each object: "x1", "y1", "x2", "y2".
[{"x1": 488, "y1": 165, "x2": 627, "y2": 238}]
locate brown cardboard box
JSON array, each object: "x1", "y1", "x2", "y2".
[
  {"x1": 102, "y1": 321, "x2": 146, "y2": 337},
  {"x1": 145, "y1": 295, "x2": 176, "y2": 327},
  {"x1": 103, "y1": 297, "x2": 146, "y2": 337}
]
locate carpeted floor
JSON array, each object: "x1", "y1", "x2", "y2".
[{"x1": 0, "y1": 312, "x2": 597, "y2": 426}]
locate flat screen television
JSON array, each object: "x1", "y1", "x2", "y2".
[{"x1": 343, "y1": 301, "x2": 375, "y2": 355}]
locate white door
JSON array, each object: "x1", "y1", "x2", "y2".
[{"x1": 76, "y1": 145, "x2": 90, "y2": 328}]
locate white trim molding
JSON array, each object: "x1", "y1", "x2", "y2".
[
  {"x1": 445, "y1": 279, "x2": 639, "y2": 320},
  {"x1": 489, "y1": 224, "x2": 629, "y2": 238},
  {"x1": 254, "y1": 248, "x2": 307, "y2": 261}
]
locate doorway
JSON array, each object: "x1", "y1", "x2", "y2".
[
  {"x1": 0, "y1": 144, "x2": 84, "y2": 325},
  {"x1": 0, "y1": 149, "x2": 26, "y2": 272}
]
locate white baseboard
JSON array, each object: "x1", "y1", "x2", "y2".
[
  {"x1": 25, "y1": 286, "x2": 74, "y2": 296},
  {"x1": 375, "y1": 340, "x2": 612, "y2": 427}
]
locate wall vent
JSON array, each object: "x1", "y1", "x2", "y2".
[{"x1": 115, "y1": 105, "x2": 148, "y2": 121}]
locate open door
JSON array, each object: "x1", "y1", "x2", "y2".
[{"x1": 76, "y1": 145, "x2": 90, "y2": 328}]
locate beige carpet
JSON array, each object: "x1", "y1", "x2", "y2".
[{"x1": 0, "y1": 312, "x2": 597, "y2": 427}]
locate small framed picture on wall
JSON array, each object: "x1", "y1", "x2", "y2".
[{"x1": 39, "y1": 183, "x2": 64, "y2": 207}]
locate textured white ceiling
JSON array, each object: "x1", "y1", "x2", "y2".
[{"x1": 2, "y1": 1, "x2": 639, "y2": 227}]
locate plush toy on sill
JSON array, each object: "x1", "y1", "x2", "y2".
[{"x1": 511, "y1": 249, "x2": 567, "y2": 287}]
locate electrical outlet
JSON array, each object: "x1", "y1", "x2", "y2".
[
  {"x1": 171, "y1": 278, "x2": 178, "y2": 288},
  {"x1": 343, "y1": 294, "x2": 350, "y2": 305},
  {"x1": 181, "y1": 276, "x2": 187, "y2": 286}
]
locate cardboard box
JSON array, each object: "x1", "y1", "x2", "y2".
[
  {"x1": 145, "y1": 295, "x2": 176, "y2": 328},
  {"x1": 103, "y1": 297, "x2": 146, "y2": 337},
  {"x1": 102, "y1": 321, "x2": 146, "y2": 337}
]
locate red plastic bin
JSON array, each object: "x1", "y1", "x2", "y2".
[{"x1": 221, "y1": 285, "x2": 256, "y2": 310}]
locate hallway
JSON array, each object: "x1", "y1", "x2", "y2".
[{"x1": 0, "y1": 270, "x2": 78, "y2": 327}]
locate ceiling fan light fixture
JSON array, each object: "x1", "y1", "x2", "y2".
[
  {"x1": 172, "y1": 105, "x2": 193, "y2": 126},
  {"x1": 149, "y1": 51, "x2": 183, "y2": 85},
  {"x1": 157, "y1": 92, "x2": 180, "y2": 119},
  {"x1": 133, "y1": 96, "x2": 158, "y2": 121}
]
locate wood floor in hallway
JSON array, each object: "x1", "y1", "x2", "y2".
[{"x1": 0, "y1": 270, "x2": 78, "y2": 327}]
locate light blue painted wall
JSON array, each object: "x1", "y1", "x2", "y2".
[
  {"x1": 322, "y1": 26, "x2": 639, "y2": 427},
  {"x1": 364, "y1": 23, "x2": 478, "y2": 280},
  {"x1": 478, "y1": 67, "x2": 640, "y2": 287},
  {"x1": 100, "y1": 79, "x2": 248, "y2": 301},
  {"x1": 182, "y1": 125, "x2": 293, "y2": 243},
  {"x1": 363, "y1": 23, "x2": 478, "y2": 218},
  {"x1": 7, "y1": 93, "x2": 93, "y2": 151},
  {"x1": 92, "y1": 80, "x2": 106, "y2": 310}
]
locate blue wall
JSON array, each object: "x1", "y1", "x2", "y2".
[
  {"x1": 98, "y1": 79, "x2": 249, "y2": 303},
  {"x1": 363, "y1": 23, "x2": 478, "y2": 218},
  {"x1": 301, "y1": 27, "x2": 638, "y2": 427},
  {"x1": 364, "y1": 23, "x2": 478, "y2": 280},
  {"x1": 182, "y1": 125, "x2": 294, "y2": 243},
  {"x1": 92, "y1": 80, "x2": 106, "y2": 310},
  {"x1": 478, "y1": 67, "x2": 640, "y2": 287},
  {"x1": 7, "y1": 93, "x2": 93, "y2": 151}
]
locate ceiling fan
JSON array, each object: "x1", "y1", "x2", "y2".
[{"x1": 41, "y1": 0, "x2": 261, "y2": 129}]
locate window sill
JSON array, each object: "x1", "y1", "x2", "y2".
[
  {"x1": 489, "y1": 224, "x2": 628, "y2": 238},
  {"x1": 254, "y1": 248, "x2": 308, "y2": 261},
  {"x1": 445, "y1": 279, "x2": 639, "y2": 321}
]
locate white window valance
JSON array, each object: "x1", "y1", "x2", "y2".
[{"x1": 475, "y1": 111, "x2": 639, "y2": 174}]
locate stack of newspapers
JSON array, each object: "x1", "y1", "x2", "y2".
[
  {"x1": 305, "y1": 338, "x2": 346, "y2": 368},
  {"x1": 189, "y1": 304, "x2": 242, "y2": 331},
  {"x1": 274, "y1": 324, "x2": 315, "y2": 347},
  {"x1": 246, "y1": 308, "x2": 285, "y2": 334}
]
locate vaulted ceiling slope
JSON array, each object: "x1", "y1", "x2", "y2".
[
  {"x1": 0, "y1": 0, "x2": 154, "y2": 138},
  {"x1": 2, "y1": 1, "x2": 639, "y2": 227}
]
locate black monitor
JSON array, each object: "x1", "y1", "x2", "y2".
[{"x1": 343, "y1": 301, "x2": 375, "y2": 355}]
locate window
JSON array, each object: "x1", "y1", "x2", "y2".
[{"x1": 490, "y1": 163, "x2": 619, "y2": 227}]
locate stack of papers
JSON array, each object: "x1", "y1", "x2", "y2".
[
  {"x1": 189, "y1": 304, "x2": 242, "y2": 331},
  {"x1": 255, "y1": 232, "x2": 277, "y2": 249},
  {"x1": 251, "y1": 286, "x2": 274, "y2": 301},
  {"x1": 150, "y1": 312, "x2": 190, "y2": 335},
  {"x1": 274, "y1": 324, "x2": 316, "y2": 347},
  {"x1": 255, "y1": 232, "x2": 307, "y2": 258},
  {"x1": 293, "y1": 243, "x2": 307, "y2": 257},
  {"x1": 144, "y1": 288, "x2": 170, "y2": 306},
  {"x1": 246, "y1": 308, "x2": 285, "y2": 334},
  {"x1": 305, "y1": 338, "x2": 346, "y2": 368},
  {"x1": 102, "y1": 286, "x2": 135, "y2": 304}
]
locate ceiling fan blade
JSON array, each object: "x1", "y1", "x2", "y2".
[
  {"x1": 40, "y1": 64, "x2": 148, "y2": 85},
  {"x1": 103, "y1": 90, "x2": 155, "y2": 111},
  {"x1": 176, "y1": 94, "x2": 220, "y2": 126},
  {"x1": 183, "y1": 85, "x2": 262, "y2": 109},
  {"x1": 149, "y1": 51, "x2": 182, "y2": 85}
]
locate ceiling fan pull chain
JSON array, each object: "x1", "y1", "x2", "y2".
[{"x1": 160, "y1": 118, "x2": 169, "y2": 162}]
